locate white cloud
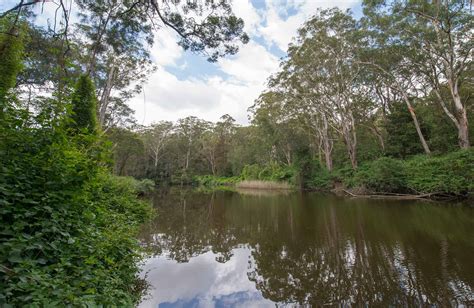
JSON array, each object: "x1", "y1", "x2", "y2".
[
  {"x1": 129, "y1": 69, "x2": 264, "y2": 125},
  {"x1": 259, "y1": 0, "x2": 360, "y2": 52},
  {"x1": 231, "y1": 0, "x2": 264, "y2": 37},
  {"x1": 129, "y1": 0, "x2": 361, "y2": 126},
  {"x1": 139, "y1": 248, "x2": 274, "y2": 308},
  {"x1": 219, "y1": 41, "x2": 279, "y2": 84},
  {"x1": 150, "y1": 28, "x2": 183, "y2": 67}
]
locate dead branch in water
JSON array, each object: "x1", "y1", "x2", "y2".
[{"x1": 341, "y1": 190, "x2": 460, "y2": 201}]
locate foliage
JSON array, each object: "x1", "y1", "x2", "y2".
[
  {"x1": 70, "y1": 75, "x2": 98, "y2": 134},
  {"x1": 338, "y1": 150, "x2": 474, "y2": 196},
  {"x1": 0, "y1": 25, "x2": 24, "y2": 102},
  {"x1": 241, "y1": 163, "x2": 297, "y2": 184},
  {"x1": 0, "y1": 52, "x2": 151, "y2": 305},
  {"x1": 194, "y1": 175, "x2": 241, "y2": 187},
  {"x1": 405, "y1": 149, "x2": 474, "y2": 195},
  {"x1": 0, "y1": 117, "x2": 151, "y2": 305},
  {"x1": 354, "y1": 157, "x2": 407, "y2": 193},
  {"x1": 112, "y1": 177, "x2": 156, "y2": 196},
  {"x1": 303, "y1": 161, "x2": 333, "y2": 190}
]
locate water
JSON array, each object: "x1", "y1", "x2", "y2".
[{"x1": 138, "y1": 188, "x2": 474, "y2": 307}]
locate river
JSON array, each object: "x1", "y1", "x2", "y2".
[{"x1": 138, "y1": 188, "x2": 473, "y2": 307}]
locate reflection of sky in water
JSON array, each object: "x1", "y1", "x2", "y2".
[{"x1": 139, "y1": 247, "x2": 274, "y2": 308}]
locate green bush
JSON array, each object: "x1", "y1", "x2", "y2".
[
  {"x1": 332, "y1": 165, "x2": 357, "y2": 188},
  {"x1": 114, "y1": 177, "x2": 156, "y2": 195},
  {"x1": 307, "y1": 163, "x2": 333, "y2": 190},
  {"x1": 194, "y1": 175, "x2": 241, "y2": 187},
  {"x1": 354, "y1": 157, "x2": 407, "y2": 193},
  {"x1": 0, "y1": 81, "x2": 151, "y2": 305},
  {"x1": 69, "y1": 75, "x2": 98, "y2": 134},
  {"x1": 241, "y1": 164, "x2": 261, "y2": 180},
  {"x1": 241, "y1": 163, "x2": 296, "y2": 183},
  {"x1": 337, "y1": 150, "x2": 473, "y2": 196},
  {"x1": 405, "y1": 149, "x2": 474, "y2": 195}
]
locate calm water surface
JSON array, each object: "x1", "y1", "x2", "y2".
[{"x1": 138, "y1": 188, "x2": 473, "y2": 307}]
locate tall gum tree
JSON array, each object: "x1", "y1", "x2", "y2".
[
  {"x1": 362, "y1": 0, "x2": 472, "y2": 150},
  {"x1": 287, "y1": 9, "x2": 364, "y2": 169}
]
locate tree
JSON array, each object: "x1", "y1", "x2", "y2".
[
  {"x1": 1, "y1": 0, "x2": 249, "y2": 131},
  {"x1": 142, "y1": 121, "x2": 174, "y2": 172},
  {"x1": 108, "y1": 127, "x2": 144, "y2": 176},
  {"x1": 175, "y1": 116, "x2": 210, "y2": 174},
  {"x1": 272, "y1": 9, "x2": 366, "y2": 169},
  {"x1": 0, "y1": 25, "x2": 24, "y2": 103},
  {"x1": 362, "y1": 0, "x2": 472, "y2": 150},
  {"x1": 385, "y1": 102, "x2": 427, "y2": 158},
  {"x1": 70, "y1": 75, "x2": 98, "y2": 133}
]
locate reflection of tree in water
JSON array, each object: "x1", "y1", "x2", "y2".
[
  {"x1": 139, "y1": 190, "x2": 474, "y2": 305},
  {"x1": 139, "y1": 188, "x2": 239, "y2": 263}
]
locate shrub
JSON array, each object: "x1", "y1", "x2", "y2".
[
  {"x1": 308, "y1": 165, "x2": 333, "y2": 190},
  {"x1": 241, "y1": 164, "x2": 261, "y2": 180},
  {"x1": 241, "y1": 163, "x2": 296, "y2": 183},
  {"x1": 405, "y1": 149, "x2": 474, "y2": 195},
  {"x1": 332, "y1": 165, "x2": 357, "y2": 188},
  {"x1": 354, "y1": 157, "x2": 407, "y2": 193},
  {"x1": 194, "y1": 175, "x2": 241, "y2": 187},
  {"x1": 0, "y1": 89, "x2": 151, "y2": 305},
  {"x1": 135, "y1": 178, "x2": 156, "y2": 195}
]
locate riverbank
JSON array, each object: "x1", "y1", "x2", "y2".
[{"x1": 193, "y1": 149, "x2": 474, "y2": 200}]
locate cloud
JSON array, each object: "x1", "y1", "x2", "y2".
[
  {"x1": 139, "y1": 248, "x2": 274, "y2": 308},
  {"x1": 129, "y1": 0, "x2": 362, "y2": 126},
  {"x1": 259, "y1": 0, "x2": 360, "y2": 52},
  {"x1": 150, "y1": 28, "x2": 184, "y2": 67},
  {"x1": 218, "y1": 41, "x2": 279, "y2": 84},
  {"x1": 231, "y1": 0, "x2": 264, "y2": 37}
]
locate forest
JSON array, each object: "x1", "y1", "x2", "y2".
[
  {"x1": 113, "y1": 2, "x2": 473, "y2": 197},
  {"x1": 0, "y1": 0, "x2": 472, "y2": 306}
]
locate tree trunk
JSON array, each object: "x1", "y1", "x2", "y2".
[
  {"x1": 99, "y1": 64, "x2": 116, "y2": 127},
  {"x1": 401, "y1": 93, "x2": 431, "y2": 154},
  {"x1": 449, "y1": 81, "x2": 470, "y2": 148},
  {"x1": 342, "y1": 113, "x2": 358, "y2": 169},
  {"x1": 283, "y1": 143, "x2": 292, "y2": 165},
  {"x1": 321, "y1": 114, "x2": 333, "y2": 171}
]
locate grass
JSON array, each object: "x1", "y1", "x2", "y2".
[{"x1": 236, "y1": 180, "x2": 292, "y2": 190}]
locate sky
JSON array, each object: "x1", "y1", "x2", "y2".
[
  {"x1": 1, "y1": 0, "x2": 362, "y2": 125},
  {"x1": 131, "y1": 0, "x2": 362, "y2": 125}
]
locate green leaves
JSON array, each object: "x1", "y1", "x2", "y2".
[{"x1": 69, "y1": 75, "x2": 98, "y2": 134}]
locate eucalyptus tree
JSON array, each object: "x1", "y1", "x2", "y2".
[
  {"x1": 271, "y1": 56, "x2": 336, "y2": 171},
  {"x1": 282, "y1": 9, "x2": 367, "y2": 169},
  {"x1": 2, "y1": 0, "x2": 249, "y2": 130},
  {"x1": 202, "y1": 114, "x2": 237, "y2": 175},
  {"x1": 251, "y1": 90, "x2": 302, "y2": 166},
  {"x1": 398, "y1": 0, "x2": 472, "y2": 149},
  {"x1": 142, "y1": 120, "x2": 174, "y2": 170},
  {"x1": 362, "y1": 0, "x2": 473, "y2": 150},
  {"x1": 175, "y1": 116, "x2": 210, "y2": 174}
]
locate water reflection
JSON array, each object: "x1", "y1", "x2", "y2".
[{"x1": 139, "y1": 188, "x2": 474, "y2": 307}]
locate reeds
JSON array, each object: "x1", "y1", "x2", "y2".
[{"x1": 236, "y1": 180, "x2": 292, "y2": 190}]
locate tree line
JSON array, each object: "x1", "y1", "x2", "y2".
[{"x1": 114, "y1": 1, "x2": 472, "y2": 191}]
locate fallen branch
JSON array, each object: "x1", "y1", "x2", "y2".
[{"x1": 341, "y1": 190, "x2": 459, "y2": 201}]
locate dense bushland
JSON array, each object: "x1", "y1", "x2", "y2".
[
  {"x1": 106, "y1": 2, "x2": 472, "y2": 199},
  {"x1": 0, "y1": 110, "x2": 152, "y2": 305},
  {"x1": 0, "y1": 31, "x2": 151, "y2": 305},
  {"x1": 337, "y1": 149, "x2": 474, "y2": 196}
]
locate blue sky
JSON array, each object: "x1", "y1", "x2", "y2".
[
  {"x1": 132, "y1": 0, "x2": 363, "y2": 125},
  {"x1": 1, "y1": 0, "x2": 362, "y2": 125}
]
